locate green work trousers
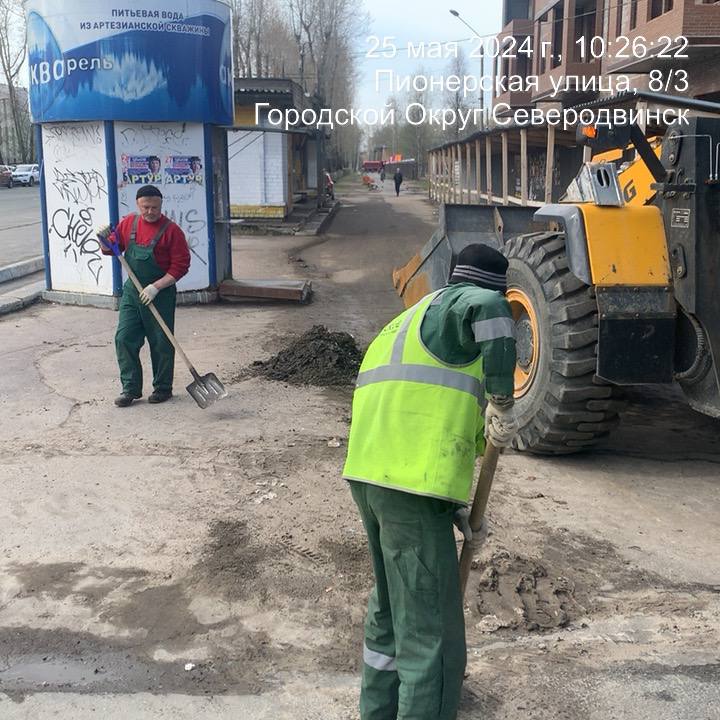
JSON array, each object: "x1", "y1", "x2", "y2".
[
  {"x1": 115, "y1": 282, "x2": 176, "y2": 396},
  {"x1": 349, "y1": 480, "x2": 466, "y2": 720}
]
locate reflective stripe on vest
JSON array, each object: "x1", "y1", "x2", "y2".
[
  {"x1": 472, "y1": 316, "x2": 515, "y2": 342},
  {"x1": 358, "y1": 289, "x2": 486, "y2": 408},
  {"x1": 356, "y1": 364, "x2": 485, "y2": 405},
  {"x1": 343, "y1": 289, "x2": 487, "y2": 504}
]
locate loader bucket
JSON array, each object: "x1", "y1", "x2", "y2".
[{"x1": 393, "y1": 204, "x2": 540, "y2": 307}]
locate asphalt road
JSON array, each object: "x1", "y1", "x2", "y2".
[
  {"x1": 0, "y1": 178, "x2": 718, "y2": 718},
  {"x1": 0, "y1": 185, "x2": 42, "y2": 267}
]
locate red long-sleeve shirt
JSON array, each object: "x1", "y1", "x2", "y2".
[{"x1": 108, "y1": 213, "x2": 191, "y2": 281}]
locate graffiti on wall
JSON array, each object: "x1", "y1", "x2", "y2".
[{"x1": 42, "y1": 121, "x2": 112, "y2": 293}]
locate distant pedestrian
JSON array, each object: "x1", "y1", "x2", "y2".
[
  {"x1": 380, "y1": 168, "x2": 386, "y2": 184},
  {"x1": 393, "y1": 169, "x2": 403, "y2": 196}
]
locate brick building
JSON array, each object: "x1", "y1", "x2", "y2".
[{"x1": 495, "y1": 0, "x2": 720, "y2": 109}]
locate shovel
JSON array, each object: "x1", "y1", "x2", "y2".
[
  {"x1": 97, "y1": 226, "x2": 228, "y2": 409},
  {"x1": 458, "y1": 441, "x2": 501, "y2": 597}
]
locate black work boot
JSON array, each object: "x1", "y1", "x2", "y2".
[
  {"x1": 148, "y1": 389, "x2": 172, "y2": 404},
  {"x1": 114, "y1": 393, "x2": 140, "y2": 407}
]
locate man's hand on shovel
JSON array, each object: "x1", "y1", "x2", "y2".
[
  {"x1": 485, "y1": 397, "x2": 519, "y2": 448},
  {"x1": 453, "y1": 508, "x2": 487, "y2": 544},
  {"x1": 139, "y1": 284, "x2": 159, "y2": 305}
]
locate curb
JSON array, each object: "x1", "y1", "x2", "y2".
[
  {"x1": 1, "y1": 286, "x2": 222, "y2": 317},
  {"x1": 42, "y1": 290, "x2": 119, "y2": 310},
  {"x1": 42, "y1": 288, "x2": 219, "y2": 310},
  {"x1": 0, "y1": 281, "x2": 45, "y2": 317},
  {"x1": 0, "y1": 256, "x2": 45, "y2": 284},
  {"x1": 295, "y1": 201, "x2": 340, "y2": 236}
]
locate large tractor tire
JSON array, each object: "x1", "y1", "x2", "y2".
[{"x1": 504, "y1": 231, "x2": 624, "y2": 454}]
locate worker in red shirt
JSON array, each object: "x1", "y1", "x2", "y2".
[{"x1": 101, "y1": 185, "x2": 190, "y2": 407}]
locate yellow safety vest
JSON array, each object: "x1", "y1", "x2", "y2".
[{"x1": 343, "y1": 290, "x2": 487, "y2": 504}]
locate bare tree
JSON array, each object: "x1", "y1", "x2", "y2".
[
  {"x1": 0, "y1": 0, "x2": 30, "y2": 161},
  {"x1": 230, "y1": 0, "x2": 365, "y2": 169},
  {"x1": 286, "y1": 0, "x2": 366, "y2": 101},
  {"x1": 230, "y1": 0, "x2": 271, "y2": 77},
  {"x1": 444, "y1": 48, "x2": 471, "y2": 142},
  {"x1": 401, "y1": 68, "x2": 439, "y2": 175},
  {"x1": 370, "y1": 78, "x2": 440, "y2": 177}
]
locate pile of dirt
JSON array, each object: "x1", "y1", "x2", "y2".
[
  {"x1": 471, "y1": 549, "x2": 581, "y2": 632},
  {"x1": 250, "y1": 325, "x2": 363, "y2": 387}
]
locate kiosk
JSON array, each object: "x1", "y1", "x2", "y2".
[{"x1": 27, "y1": 0, "x2": 233, "y2": 306}]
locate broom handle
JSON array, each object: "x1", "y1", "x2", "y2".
[
  {"x1": 458, "y1": 442, "x2": 501, "y2": 597},
  {"x1": 117, "y1": 254, "x2": 199, "y2": 378}
]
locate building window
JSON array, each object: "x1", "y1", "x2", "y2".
[
  {"x1": 574, "y1": 0, "x2": 596, "y2": 62},
  {"x1": 630, "y1": 0, "x2": 638, "y2": 29},
  {"x1": 616, "y1": 0, "x2": 624, "y2": 36},
  {"x1": 538, "y1": 12, "x2": 550, "y2": 74},
  {"x1": 650, "y1": 0, "x2": 673, "y2": 18},
  {"x1": 552, "y1": 2, "x2": 564, "y2": 69},
  {"x1": 503, "y1": 0, "x2": 531, "y2": 25},
  {"x1": 516, "y1": 53, "x2": 529, "y2": 80}
]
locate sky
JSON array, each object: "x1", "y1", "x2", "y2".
[{"x1": 355, "y1": 0, "x2": 504, "y2": 113}]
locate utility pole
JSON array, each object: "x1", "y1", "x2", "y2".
[{"x1": 449, "y1": 9, "x2": 486, "y2": 129}]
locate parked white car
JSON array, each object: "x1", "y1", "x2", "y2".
[{"x1": 12, "y1": 164, "x2": 40, "y2": 187}]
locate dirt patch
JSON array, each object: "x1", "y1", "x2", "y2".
[
  {"x1": 247, "y1": 325, "x2": 363, "y2": 387},
  {"x1": 194, "y1": 520, "x2": 270, "y2": 600},
  {"x1": 469, "y1": 548, "x2": 581, "y2": 632},
  {"x1": 321, "y1": 535, "x2": 373, "y2": 593},
  {"x1": 0, "y1": 626, "x2": 262, "y2": 701}
]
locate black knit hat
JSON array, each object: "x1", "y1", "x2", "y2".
[
  {"x1": 136, "y1": 184, "x2": 163, "y2": 200},
  {"x1": 448, "y1": 244, "x2": 508, "y2": 292}
]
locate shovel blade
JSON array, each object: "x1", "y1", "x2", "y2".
[{"x1": 186, "y1": 372, "x2": 228, "y2": 409}]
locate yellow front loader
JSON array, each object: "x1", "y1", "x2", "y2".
[{"x1": 395, "y1": 104, "x2": 720, "y2": 454}]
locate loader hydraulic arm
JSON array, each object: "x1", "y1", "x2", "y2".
[
  {"x1": 628, "y1": 125, "x2": 667, "y2": 183},
  {"x1": 578, "y1": 122, "x2": 667, "y2": 183}
]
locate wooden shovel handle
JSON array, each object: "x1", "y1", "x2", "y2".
[
  {"x1": 116, "y1": 254, "x2": 198, "y2": 378},
  {"x1": 458, "y1": 442, "x2": 501, "y2": 598}
]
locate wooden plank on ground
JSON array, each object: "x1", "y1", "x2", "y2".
[{"x1": 219, "y1": 279, "x2": 312, "y2": 303}]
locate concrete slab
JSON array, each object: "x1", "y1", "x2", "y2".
[{"x1": 38, "y1": 289, "x2": 219, "y2": 314}]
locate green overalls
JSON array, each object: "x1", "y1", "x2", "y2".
[
  {"x1": 115, "y1": 215, "x2": 176, "y2": 398},
  {"x1": 344, "y1": 290, "x2": 486, "y2": 720}
]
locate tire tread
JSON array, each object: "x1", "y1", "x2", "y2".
[{"x1": 505, "y1": 231, "x2": 624, "y2": 454}]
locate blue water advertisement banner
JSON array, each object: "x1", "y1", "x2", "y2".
[{"x1": 26, "y1": 0, "x2": 233, "y2": 124}]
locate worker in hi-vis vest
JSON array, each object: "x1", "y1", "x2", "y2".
[{"x1": 343, "y1": 244, "x2": 518, "y2": 720}]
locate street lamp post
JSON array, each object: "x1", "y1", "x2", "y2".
[{"x1": 449, "y1": 9, "x2": 486, "y2": 127}]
